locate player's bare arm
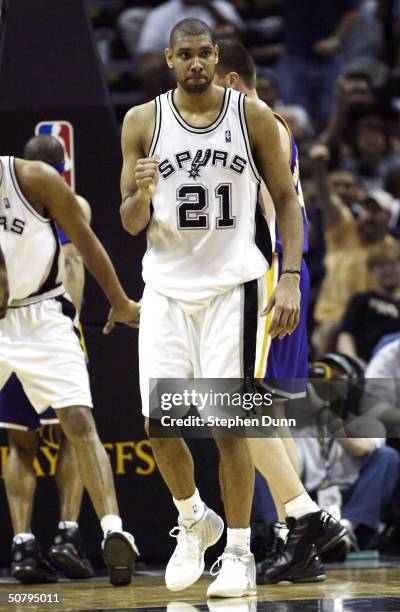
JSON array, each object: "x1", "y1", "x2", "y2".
[
  {"x1": 120, "y1": 102, "x2": 158, "y2": 236},
  {"x1": 246, "y1": 98, "x2": 303, "y2": 339},
  {"x1": 0, "y1": 244, "x2": 9, "y2": 319},
  {"x1": 61, "y1": 195, "x2": 92, "y2": 314},
  {"x1": 15, "y1": 159, "x2": 140, "y2": 332}
]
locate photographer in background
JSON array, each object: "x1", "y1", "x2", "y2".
[{"x1": 296, "y1": 353, "x2": 399, "y2": 557}]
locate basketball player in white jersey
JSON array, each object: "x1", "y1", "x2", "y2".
[
  {"x1": 1, "y1": 135, "x2": 95, "y2": 583},
  {"x1": 120, "y1": 18, "x2": 304, "y2": 598},
  {"x1": 214, "y1": 41, "x2": 346, "y2": 585},
  {"x1": 0, "y1": 153, "x2": 140, "y2": 586}
]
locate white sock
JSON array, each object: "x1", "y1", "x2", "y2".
[
  {"x1": 285, "y1": 492, "x2": 320, "y2": 520},
  {"x1": 226, "y1": 527, "x2": 251, "y2": 552},
  {"x1": 58, "y1": 521, "x2": 78, "y2": 530},
  {"x1": 100, "y1": 514, "x2": 123, "y2": 537},
  {"x1": 173, "y1": 488, "x2": 205, "y2": 522},
  {"x1": 13, "y1": 533, "x2": 35, "y2": 543},
  {"x1": 341, "y1": 518, "x2": 357, "y2": 531}
]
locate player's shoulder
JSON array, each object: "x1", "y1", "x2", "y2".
[
  {"x1": 75, "y1": 194, "x2": 92, "y2": 224},
  {"x1": 244, "y1": 96, "x2": 273, "y2": 121},
  {"x1": 14, "y1": 158, "x2": 60, "y2": 191},
  {"x1": 123, "y1": 100, "x2": 156, "y2": 129}
]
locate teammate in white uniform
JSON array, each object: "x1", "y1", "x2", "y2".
[
  {"x1": 0, "y1": 153, "x2": 140, "y2": 586},
  {"x1": 121, "y1": 18, "x2": 303, "y2": 598},
  {"x1": 1, "y1": 135, "x2": 94, "y2": 583}
]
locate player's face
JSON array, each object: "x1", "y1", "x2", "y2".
[
  {"x1": 370, "y1": 257, "x2": 400, "y2": 292},
  {"x1": 166, "y1": 35, "x2": 218, "y2": 93}
]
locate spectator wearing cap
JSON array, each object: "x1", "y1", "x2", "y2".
[
  {"x1": 337, "y1": 242, "x2": 400, "y2": 367},
  {"x1": 277, "y1": 0, "x2": 358, "y2": 128},
  {"x1": 342, "y1": 115, "x2": 400, "y2": 190},
  {"x1": 297, "y1": 353, "x2": 399, "y2": 554},
  {"x1": 309, "y1": 143, "x2": 397, "y2": 353}
]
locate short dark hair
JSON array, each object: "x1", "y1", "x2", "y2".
[
  {"x1": 169, "y1": 18, "x2": 215, "y2": 49},
  {"x1": 215, "y1": 40, "x2": 256, "y2": 89},
  {"x1": 23, "y1": 135, "x2": 64, "y2": 165}
]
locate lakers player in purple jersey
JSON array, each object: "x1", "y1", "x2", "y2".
[
  {"x1": 0, "y1": 136, "x2": 93, "y2": 583},
  {"x1": 214, "y1": 41, "x2": 343, "y2": 584},
  {"x1": 121, "y1": 18, "x2": 344, "y2": 597}
]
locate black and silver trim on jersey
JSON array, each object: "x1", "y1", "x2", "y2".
[
  {"x1": 238, "y1": 94, "x2": 260, "y2": 183},
  {"x1": 148, "y1": 96, "x2": 162, "y2": 157},
  {"x1": 26, "y1": 220, "x2": 62, "y2": 299},
  {"x1": 168, "y1": 88, "x2": 231, "y2": 134},
  {"x1": 242, "y1": 278, "x2": 259, "y2": 380},
  {"x1": 9, "y1": 157, "x2": 50, "y2": 223}
]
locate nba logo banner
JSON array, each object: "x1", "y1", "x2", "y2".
[
  {"x1": 35, "y1": 121, "x2": 75, "y2": 190},
  {"x1": 225, "y1": 130, "x2": 231, "y2": 143}
]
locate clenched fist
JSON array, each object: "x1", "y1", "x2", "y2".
[{"x1": 134, "y1": 157, "x2": 159, "y2": 198}]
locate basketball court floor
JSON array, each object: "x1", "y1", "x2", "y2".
[{"x1": 1, "y1": 563, "x2": 400, "y2": 612}]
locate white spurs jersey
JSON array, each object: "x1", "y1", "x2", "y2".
[
  {"x1": 0, "y1": 156, "x2": 63, "y2": 306},
  {"x1": 142, "y1": 88, "x2": 269, "y2": 304}
]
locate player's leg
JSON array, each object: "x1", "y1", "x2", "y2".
[
  {"x1": 5, "y1": 429, "x2": 38, "y2": 536},
  {"x1": 42, "y1": 421, "x2": 94, "y2": 579},
  {"x1": 55, "y1": 405, "x2": 137, "y2": 585},
  {"x1": 140, "y1": 286, "x2": 224, "y2": 592},
  {"x1": 256, "y1": 259, "x2": 344, "y2": 583},
  {"x1": 0, "y1": 376, "x2": 58, "y2": 584},
  {"x1": 16, "y1": 298, "x2": 137, "y2": 586},
  {"x1": 54, "y1": 425, "x2": 83, "y2": 522},
  {"x1": 201, "y1": 281, "x2": 260, "y2": 598}
]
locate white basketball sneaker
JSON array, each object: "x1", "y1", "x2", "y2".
[
  {"x1": 165, "y1": 506, "x2": 224, "y2": 591},
  {"x1": 207, "y1": 547, "x2": 257, "y2": 598}
]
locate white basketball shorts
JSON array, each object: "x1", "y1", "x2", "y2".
[
  {"x1": 139, "y1": 273, "x2": 275, "y2": 417},
  {"x1": 0, "y1": 297, "x2": 93, "y2": 413}
]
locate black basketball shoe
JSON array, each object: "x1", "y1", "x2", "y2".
[
  {"x1": 11, "y1": 537, "x2": 58, "y2": 584},
  {"x1": 48, "y1": 526, "x2": 95, "y2": 579},
  {"x1": 256, "y1": 522, "x2": 326, "y2": 584},
  {"x1": 102, "y1": 531, "x2": 139, "y2": 586},
  {"x1": 257, "y1": 510, "x2": 345, "y2": 585}
]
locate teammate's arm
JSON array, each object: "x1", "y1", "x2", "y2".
[
  {"x1": 16, "y1": 160, "x2": 140, "y2": 332},
  {"x1": 61, "y1": 195, "x2": 91, "y2": 315},
  {"x1": 245, "y1": 98, "x2": 303, "y2": 339},
  {"x1": 0, "y1": 244, "x2": 9, "y2": 319},
  {"x1": 120, "y1": 102, "x2": 158, "y2": 236}
]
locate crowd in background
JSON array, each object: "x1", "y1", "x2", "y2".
[{"x1": 86, "y1": 0, "x2": 400, "y2": 560}]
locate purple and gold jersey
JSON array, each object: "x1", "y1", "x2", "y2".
[{"x1": 272, "y1": 113, "x2": 308, "y2": 254}]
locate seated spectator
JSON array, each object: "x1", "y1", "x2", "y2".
[
  {"x1": 362, "y1": 337, "x2": 400, "y2": 437},
  {"x1": 337, "y1": 242, "x2": 400, "y2": 366},
  {"x1": 310, "y1": 143, "x2": 397, "y2": 353},
  {"x1": 297, "y1": 353, "x2": 400, "y2": 555},
  {"x1": 256, "y1": 72, "x2": 281, "y2": 109},
  {"x1": 328, "y1": 168, "x2": 364, "y2": 216},
  {"x1": 385, "y1": 166, "x2": 400, "y2": 235},
  {"x1": 274, "y1": 104, "x2": 314, "y2": 150},
  {"x1": 131, "y1": 0, "x2": 245, "y2": 99},
  {"x1": 321, "y1": 71, "x2": 379, "y2": 160},
  {"x1": 342, "y1": 115, "x2": 400, "y2": 190}
]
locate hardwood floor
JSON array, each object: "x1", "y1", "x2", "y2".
[{"x1": 1, "y1": 567, "x2": 400, "y2": 611}]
